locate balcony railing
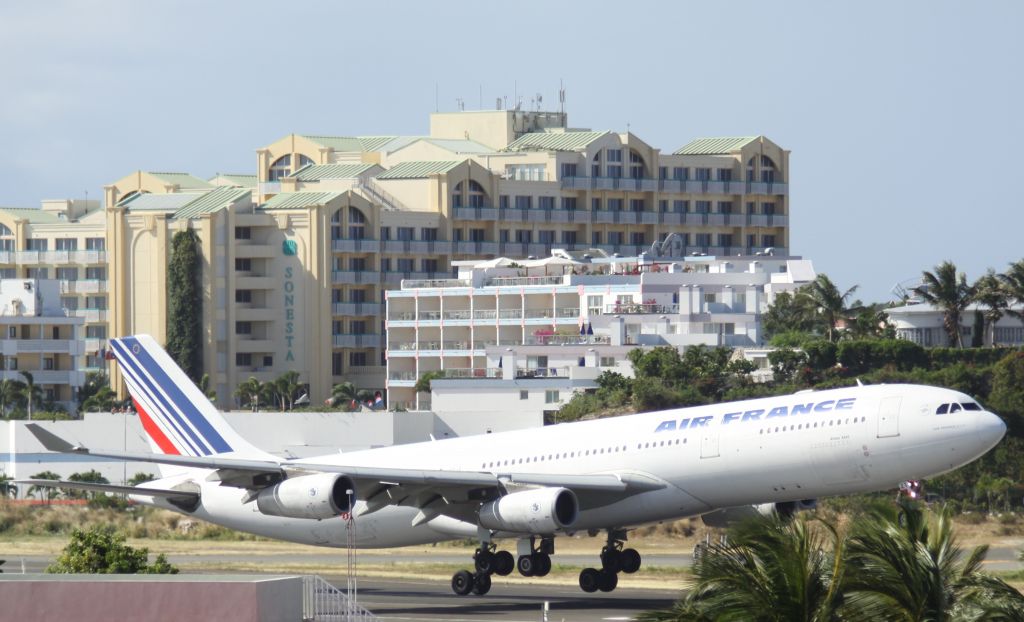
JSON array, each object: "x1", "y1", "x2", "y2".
[
  {"x1": 523, "y1": 334, "x2": 611, "y2": 346},
  {"x1": 453, "y1": 241, "x2": 498, "y2": 255},
  {"x1": 401, "y1": 278, "x2": 471, "y2": 289},
  {"x1": 381, "y1": 240, "x2": 454, "y2": 254},
  {"x1": 13, "y1": 250, "x2": 107, "y2": 265},
  {"x1": 332, "y1": 238, "x2": 381, "y2": 253},
  {"x1": 452, "y1": 206, "x2": 498, "y2": 221},
  {"x1": 604, "y1": 303, "x2": 680, "y2": 315},
  {"x1": 559, "y1": 176, "x2": 788, "y2": 196},
  {"x1": 332, "y1": 333, "x2": 383, "y2": 348},
  {"x1": 331, "y1": 270, "x2": 381, "y2": 285},
  {"x1": 331, "y1": 302, "x2": 382, "y2": 316},
  {"x1": 516, "y1": 366, "x2": 570, "y2": 378},
  {"x1": 485, "y1": 275, "x2": 566, "y2": 287}
]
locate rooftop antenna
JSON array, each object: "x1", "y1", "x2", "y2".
[
  {"x1": 536, "y1": 93, "x2": 543, "y2": 111},
  {"x1": 496, "y1": 97, "x2": 502, "y2": 110},
  {"x1": 456, "y1": 97, "x2": 464, "y2": 111},
  {"x1": 559, "y1": 80, "x2": 565, "y2": 114}
]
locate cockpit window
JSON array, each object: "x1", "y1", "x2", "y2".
[
  {"x1": 936, "y1": 403, "x2": 949, "y2": 414},
  {"x1": 961, "y1": 402, "x2": 982, "y2": 411},
  {"x1": 949, "y1": 403, "x2": 962, "y2": 413}
]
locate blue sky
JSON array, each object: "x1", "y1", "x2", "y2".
[{"x1": 1, "y1": 1, "x2": 1021, "y2": 302}]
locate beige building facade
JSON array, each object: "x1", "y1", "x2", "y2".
[{"x1": 3, "y1": 108, "x2": 790, "y2": 411}]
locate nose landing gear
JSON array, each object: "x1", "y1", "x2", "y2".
[{"x1": 579, "y1": 530, "x2": 641, "y2": 593}]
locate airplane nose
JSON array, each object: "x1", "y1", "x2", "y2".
[{"x1": 977, "y1": 411, "x2": 1007, "y2": 449}]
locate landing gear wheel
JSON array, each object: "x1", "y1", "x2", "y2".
[
  {"x1": 517, "y1": 554, "x2": 535, "y2": 577},
  {"x1": 597, "y1": 569, "x2": 618, "y2": 592},
  {"x1": 600, "y1": 548, "x2": 622, "y2": 573},
  {"x1": 534, "y1": 553, "x2": 552, "y2": 577},
  {"x1": 494, "y1": 550, "x2": 514, "y2": 576},
  {"x1": 471, "y1": 572, "x2": 492, "y2": 595},
  {"x1": 474, "y1": 549, "x2": 495, "y2": 574},
  {"x1": 579, "y1": 567, "x2": 601, "y2": 593},
  {"x1": 693, "y1": 542, "x2": 706, "y2": 564},
  {"x1": 451, "y1": 569, "x2": 474, "y2": 596},
  {"x1": 620, "y1": 548, "x2": 641, "y2": 574}
]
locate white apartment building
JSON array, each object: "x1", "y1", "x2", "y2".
[
  {"x1": 386, "y1": 250, "x2": 816, "y2": 411},
  {"x1": 0, "y1": 279, "x2": 85, "y2": 412},
  {"x1": 888, "y1": 302, "x2": 1024, "y2": 347}
]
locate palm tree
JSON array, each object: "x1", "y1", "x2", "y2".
[
  {"x1": 0, "y1": 378, "x2": 19, "y2": 418},
  {"x1": 0, "y1": 474, "x2": 16, "y2": 499},
  {"x1": 273, "y1": 371, "x2": 301, "y2": 410},
  {"x1": 644, "y1": 514, "x2": 844, "y2": 621},
  {"x1": 841, "y1": 501, "x2": 1023, "y2": 621},
  {"x1": 27, "y1": 470, "x2": 61, "y2": 502},
  {"x1": 233, "y1": 377, "x2": 263, "y2": 412},
  {"x1": 974, "y1": 270, "x2": 1009, "y2": 346},
  {"x1": 18, "y1": 371, "x2": 42, "y2": 421},
  {"x1": 198, "y1": 373, "x2": 216, "y2": 403},
  {"x1": 1001, "y1": 259, "x2": 1024, "y2": 322},
  {"x1": 330, "y1": 381, "x2": 373, "y2": 411},
  {"x1": 800, "y1": 274, "x2": 859, "y2": 342},
  {"x1": 913, "y1": 261, "x2": 975, "y2": 348}
]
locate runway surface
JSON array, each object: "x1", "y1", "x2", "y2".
[{"x1": 4, "y1": 545, "x2": 1021, "y2": 621}]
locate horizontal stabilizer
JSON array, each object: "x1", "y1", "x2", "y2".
[{"x1": 15, "y1": 479, "x2": 200, "y2": 503}]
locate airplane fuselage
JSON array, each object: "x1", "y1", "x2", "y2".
[{"x1": 139, "y1": 383, "x2": 1005, "y2": 548}]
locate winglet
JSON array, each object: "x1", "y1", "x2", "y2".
[{"x1": 25, "y1": 424, "x2": 86, "y2": 454}]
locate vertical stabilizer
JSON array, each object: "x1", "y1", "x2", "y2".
[{"x1": 109, "y1": 335, "x2": 272, "y2": 464}]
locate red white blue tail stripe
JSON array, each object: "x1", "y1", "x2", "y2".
[{"x1": 110, "y1": 335, "x2": 234, "y2": 457}]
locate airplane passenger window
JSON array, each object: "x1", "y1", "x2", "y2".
[
  {"x1": 936, "y1": 404, "x2": 949, "y2": 414},
  {"x1": 962, "y1": 402, "x2": 982, "y2": 411},
  {"x1": 950, "y1": 403, "x2": 962, "y2": 413}
]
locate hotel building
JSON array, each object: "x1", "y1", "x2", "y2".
[{"x1": 3, "y1": 108, "x2": 791, "y2": 409}]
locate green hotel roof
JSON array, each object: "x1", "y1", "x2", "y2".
[
  {"x1": 503, "y1": 130, "x2": 610, "y2": 153},
  {"x1": 290, "y1": 163, "x2": 376, "y2": 181},
  {"x1": 260, "y1": 191, "x2": 344, "y2": 210},
  {"x1": 173, "y1": 187, "x2": 251, "y2": 219},
  {"x1": 147, "y1": 172, "x2": 214, "y2": 189},
  {"x1": 120, "y1": 193, "x2": 202, "y2": 211},
  {"x1": 0, "y1": 207, "x2": 66, "y2": 224},
  {"x1": 210, "y1": 173, "x2": 257, "y2": 187},
  {"x1": 673, "y1": 136, "x2": 758, "y2": 155},
  {"x1": 376, "y1": 160, "x2": 463, "y2": 180},
  {"x1": 300, "y1": 135, "x2": 409, "y2": 153}
]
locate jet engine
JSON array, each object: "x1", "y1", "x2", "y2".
[
  {"x1": 255, "y1": 473, "x2": 355, "y2": 520},
  {"x1": 478, "y1": 487, "x2": 578, "y2": 534},
  {"x1": 701, "y1": 499, "x2": 817, "y2": 528}
]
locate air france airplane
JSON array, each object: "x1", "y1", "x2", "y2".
[{"x1": 22, "y1": 335, "x2": 1005, "y2": 596}]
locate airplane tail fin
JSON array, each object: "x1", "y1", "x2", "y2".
[{"x1": 110, "y1": 335, "x2": 273, "y2": 468}]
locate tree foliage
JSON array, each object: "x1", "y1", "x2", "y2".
[
  {"x1": 166, "y1": 228, "x2": 203, "y2": 382},
  {"x1": 46, "y1": 526, "x2": 177, "y2": 574},
  {"x1": 913, "y1": 261, "x2": 975, "y2": 349}
]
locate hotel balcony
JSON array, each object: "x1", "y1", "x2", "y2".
[
  {"x1": 234, "y1": 338, "x2": 275, "y2": 353},
  {"x1": 332, "y1": 302, "x2": 382, "y2": 316},
  {"x1": 332, "y1": 239, "x2": 381, "y2": 253},
  {"x1": 332, "y1": 333, "x2": 384, "y2": 348},
  {"x1": 381, "y1": 240, "x2": 453, "y2": 255},
  {"x1": 399, "y1": 277, "x2": 471, "y2": 289},
  {"x1": 14, "y1": 250, "x2": 106, "y2": 265},
  {"x1": 558, "y1": 176, "x2": 788, "y2": 196},
  {"x1": 452, "y1": 206, "x2": 499, "y2": 221},
  {"x1": 71, "y1": 308, "x2": 108, "y2": 323},
  {"x1": 383, "y1": 271, "x2": 451, "y2": 285},
  {"x1": 0, "y1": 369, "x2": 82, "y2": 385},
  {"x1": 235, "y1": 275, "x2": 276, "y2": 290},
  {"x1": 453, "y1": 241, "x2": 499, "y2": 255},
  {"x1": 332, "y1": 271, "x2": 382, "y2": 285},
  {"x1": 0, "y1": 338, "x2": 80, "y2": 356},
  {"x1": 59, "y1": 279, "x2": 106, "y2": 294}
]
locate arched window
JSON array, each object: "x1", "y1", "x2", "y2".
[
  {"x1": 347, "y1": 207, "x2": 366, "y2": 240},
  {"x1": 452, "y1": 180, "x2": 488, "y2": 209},
  {"x1": 269, "y1": 154, "x2": 314, "y2": 181},
  {"x1": 628, "y1": 149, "x2": 647, "y2": 179},
  {"x1": 0, "y1": 222, "x2": 12, "y2": 252},
  {"x1": 760, "y1": 155, "x2": 778, "y2": 183}
]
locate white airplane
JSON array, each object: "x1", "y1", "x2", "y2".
[{"x1": 22, "y1": 335, "x2": 1005, "y2": 596}]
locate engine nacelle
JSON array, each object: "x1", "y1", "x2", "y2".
[
  {"x1": 702, "y1": 499, "x2": 817, "y2": 528},
  {"x1": 256, "y1": 473, "x2": 354, "y2": 520},
  {"x1": 478, "y1": 487, "x2": 578, "y2": 534}
]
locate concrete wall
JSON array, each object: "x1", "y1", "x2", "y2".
[{"x1": 0, "y1": 574, "x2": 302, "y2": 622}]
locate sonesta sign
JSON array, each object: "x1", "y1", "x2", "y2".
[{"x1": 654, "y1": 397, "x2": 858, "y2": 432}]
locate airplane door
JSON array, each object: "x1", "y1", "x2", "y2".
[
  {"x1": 877, "y1": 397, "x2": 901, "y2": 438},
  {"x1": 700, "y1": 431, "x2": 720, "y2": 459}
]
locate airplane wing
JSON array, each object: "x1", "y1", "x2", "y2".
[{"x1": 25, "y1": 424, "x2": 664, "y2": 519}]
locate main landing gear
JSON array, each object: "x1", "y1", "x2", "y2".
[
  {"x1": 450, "y1": 536, "x2": 554, "y2": 596},
  {"x1": 450, "y1": 543, "x2": 514, "y2": 596},
  {"x1": 578, "y1": 530, "x2": 641, "y2": 593}
]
